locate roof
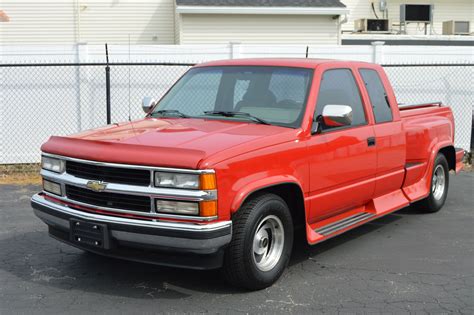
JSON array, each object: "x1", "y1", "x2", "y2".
[
  {"x1": 194, "y1": 58, "x2": 371, "y2": 69},
  {"x1": 176, "y1": 0, "x2": 346, "y2": 8}
]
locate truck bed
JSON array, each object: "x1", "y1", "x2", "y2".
[
  {"x1": 400, "y1": 103, "x2": 454, "y2": 161},
  {"x1": 399, "y1": 102, "x2": 455, "y2": 202}
]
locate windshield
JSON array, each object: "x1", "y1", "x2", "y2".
[{"x1": 152, "y1": 66, "x2": 313, "y2": 128}]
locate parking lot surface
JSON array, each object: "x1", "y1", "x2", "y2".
[{"x1": 0, "y1": 172, "x2": 473, "y2": 314}]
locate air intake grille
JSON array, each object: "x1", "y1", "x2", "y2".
[
  {"x1": 66, "y1": 185, "x2": 151, "y2": 213},
  {"x1": 66, "y1": 161, "x2": 150, "y2": 186}
]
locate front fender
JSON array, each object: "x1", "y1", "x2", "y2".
[{"x1": 230, "y1": 175, "x2": 304, "y2": 213}]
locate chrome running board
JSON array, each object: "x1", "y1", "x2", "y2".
[{"x1": 315, "y1": 212, "x2": 375, "y2": 236}]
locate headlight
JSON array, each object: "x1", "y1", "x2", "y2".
[
  {"x1": 156, "y1": 200, "x2": 199, "y2": 215},
  {"x1": 155, "y1": 200, "x2": 218, "y2": 217},
  {"x1": 154, "y1": 172, "x2": 199, "y2": 189},
  {"x1": 154, "y1": 172, "x2": 216, "y2": 190},
  {"x1": 41, "y1": 156, "x2": 64, "y2": 173},
  {"x1": 43, "y1": 179, "x2": 62, "y2": 195}
]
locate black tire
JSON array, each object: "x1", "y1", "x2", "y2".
[
  {"x1": 418, "y1": 153, "x2": 450, "y2": 213},
  {"x1": 223, "y1": 193, "x2": 294, "y2": 290}
]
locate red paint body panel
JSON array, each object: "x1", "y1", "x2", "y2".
[
  {"x1": 40, "y1": 59, "x2": 459, "y2": 244},
  {"x1": 306, "y1": 125, "x2": 376, "y2": 222},
  {"x1": 399, "y1": 106, "x2": 456, "y2": 201},
  {"x1": 42, "y1": 118, "x2": 295, "y2": 169}
]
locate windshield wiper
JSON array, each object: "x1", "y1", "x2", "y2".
[
  {"x1": 150, "y1": 110, "x2": 189, "y2": 118},
  {"x1": 203, "y1": 111, "x2": 271, "y2": 125}
]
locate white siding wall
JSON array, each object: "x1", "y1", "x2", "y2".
[
  {"x1": 179, "y1": 14, "x2": 339, "y2": 45},
  {"x1": 341, "y1": 0, "x2": 474, "y2": 35},
  {"x1": 0, "y1": 0, "x2": 176, "y2": 45},
  {"x1": 174, "y1": 6, "x2": 182, "y2": 44},
  {"x1": 341, "y1": 0, "x2": 372, "y2": 33},
  {"x1": 78, "y1": 0, "x2": 175, "y2": 45},
  {"x1": 0, "y1": 0, "x2": 77, "y2": 44}
]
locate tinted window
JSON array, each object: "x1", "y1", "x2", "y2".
[
  {"x1": 360, "y1": 69, "x2": 393, "y2": 123},
  {"x1": 159, "y1": 68, "x2": 222, "y2": 116},
  {"x1": 156, "y1": 66, "x2": 313, "y2": 128},
  {"x1": 233, "y1": 79, "x2": 250, "y2": 107},
  {"x1": 315, "y1": 69, "x2": 366, "y2": 130},
  {"x1": 268, "y1": 69, "x2": 309, "y2": 104},
  {"x1": 233, "y1": 68, "x2": 311, "y2": 124}
]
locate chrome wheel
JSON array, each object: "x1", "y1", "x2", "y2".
[
  {"x1": 252, "y1": 215, "x2": 285, "y2": 272},
  {"x1": 432, "y1": 164, "x2": 446, "y2": 200}
]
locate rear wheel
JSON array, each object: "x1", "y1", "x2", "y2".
[
  {"x1": 419, "y1": 153, "x2": 449, "y2": 213},
  {"x1": 223, "y1": 193, "x2": 293, "y2": 290}
]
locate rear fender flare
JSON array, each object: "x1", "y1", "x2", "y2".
[
  {"x1": 429, "y1": 141, "x2": 454, "y2": 172},
  {"x1": 421, "y1": 140, "x2": 454, "y2": 195}
]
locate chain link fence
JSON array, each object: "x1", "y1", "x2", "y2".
[
  {"x1": 0, "y1": 62, "x2": 472, "y2": 166},
  {"x1": 0, "y1": 63, "x2": 192, "y2": 164},
  {"x1": 383, "y1": 64, "x2": 473, "y2": 152}
]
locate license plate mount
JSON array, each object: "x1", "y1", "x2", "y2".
[{"x1": 70, "y1": 219, "x2": 110, "y2": 249}]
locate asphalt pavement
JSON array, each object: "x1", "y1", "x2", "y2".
[{"x1": 0, "y1": 172, "x2": 473, "y2": 314}]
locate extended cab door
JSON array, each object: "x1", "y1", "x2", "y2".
[
  {"x1": 306, "y1": 67, "x2": 377, "y2": 222},
  {"x1": 358, "y1": 68, "x2": 406, "y2": 198}
]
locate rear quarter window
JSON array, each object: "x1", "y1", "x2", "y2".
[{"x1": 359, "y1": 69, "x2": 393, "y2": 123}]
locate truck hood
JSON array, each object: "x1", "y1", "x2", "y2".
[{"x1": 41, "y1": 118, "x2": 298, "y2": 169}]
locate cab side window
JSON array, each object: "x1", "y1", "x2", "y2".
[
  {"x1": 315, "y1": 69, "x2": 367, "y2": 131},
  {"x1": 360, "y1": 69, "x2": 393, "y2": 123}
]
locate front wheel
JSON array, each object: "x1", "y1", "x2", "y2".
[
  {"x1": 419, "y1": 153, "x2": 450, "y2": 213},
  {"x1": 223, "y1": 193, "x2": 293, "y2": 290}
]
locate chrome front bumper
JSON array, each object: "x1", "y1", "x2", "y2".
[{"x1": 31, "y1": 194, "x2": 232, "y2": 268}]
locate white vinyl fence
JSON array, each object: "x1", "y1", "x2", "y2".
[{"x1": 1, "y1": 43, "x2": 473, "y2": 164}]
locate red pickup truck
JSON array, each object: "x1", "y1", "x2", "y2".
[{"x1": 31, "y1": 59, "x2": 464, "y2": 290}]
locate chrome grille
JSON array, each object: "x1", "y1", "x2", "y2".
[
  {"x1": 66, "y1": 160, "x2": 150, "y2": 186},
  {"x1": 41, "y1": 153, "x2": 218, "y2": 221},
  {"x1": 66, "y1": 185, "x2": 151, "y2": 213}
]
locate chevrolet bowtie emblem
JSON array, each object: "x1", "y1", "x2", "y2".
[{"x1": 86, "y1": 181, "x2": 108, "y2": 192}]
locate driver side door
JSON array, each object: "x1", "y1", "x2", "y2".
[{"x1": 306, "y1": 68, "x2": 377, "y2": 222}]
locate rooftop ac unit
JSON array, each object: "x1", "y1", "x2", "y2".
[
  {"x1": 442, "y1": 20, "x2": 470, "y2": 35},
  {"x1": 400, "y1": 4, "x2": 433, "y2": 23},
  {"x1": 354, "y1": 19, "x2": 390, "y2": 32}
]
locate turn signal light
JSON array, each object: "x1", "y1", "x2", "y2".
[
  {"x1": 200, "y1": 200, "x2": 218, "y2": 217},
  {"x1": 200, "y1": 173, "x2": 217, "y2": 190}
]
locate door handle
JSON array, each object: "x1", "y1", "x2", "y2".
[{"x1": 367, "y1": 137, "x2": 376, "y2": 147}]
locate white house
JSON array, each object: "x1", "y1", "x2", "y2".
[
  {"x1": 342, "y1": 0, "x2": 474, "y2": 46},
  {"x1": 0, "y1": 0, "x2": 472, "y2": 45},
  {"x1": 343, "y1": 0, "x2": 473, "y2": 34},
  {"x1": 174, "y1": 0, "x2": 349, "y2": 45},
  {"x1": 0, "y1": 0, "x2": 348, "y2": 45}
]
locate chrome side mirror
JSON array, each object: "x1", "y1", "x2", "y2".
[
  {"x1": 142, "y1": 96, "x2": 156, "y2": 113},
  {"x1": 321, "y1": 104, "x2": 353, "y2": 127}
]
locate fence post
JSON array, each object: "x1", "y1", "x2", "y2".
[
  {"x1": 229, "y1": 42, "x2": 241, "y2": 59},
  {"x1": 371, "y1": 41, "x2": 385, "y2": 64},
  {"x1": 105, "y1": 44, "x2": 111, "y2": 125},
  {"x1": 75, "y1": 43, "x2": 87, "y2": 132}
]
